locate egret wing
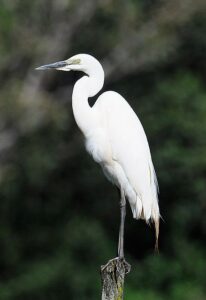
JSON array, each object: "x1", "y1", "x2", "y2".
[{"x1": 95, "y1": 91, "x2": 159, "y2": 222}]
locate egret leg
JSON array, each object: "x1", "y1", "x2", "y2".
[{"x1": 118, "y1": 188, "x2": 126, "y2": 259}]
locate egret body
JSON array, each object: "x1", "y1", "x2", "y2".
[{"x1": 36, "y1": 54, "x2": 160, "y2": 257}]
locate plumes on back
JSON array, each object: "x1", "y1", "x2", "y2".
[{"x1": 87, "y1": 91, "x2": 160, "y2": 246}]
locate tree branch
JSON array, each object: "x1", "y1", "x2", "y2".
[{"x1": 101, "y1": 257, "x2": 131, "y2": 300}]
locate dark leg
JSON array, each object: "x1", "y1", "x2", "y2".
[
  {"x1": 101, "y1": 188, "x2": 130, "y2": 294},
  {"x1": 118, "y1": 188, "x2": 126, "y2": 259}
]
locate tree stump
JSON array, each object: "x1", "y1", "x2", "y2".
[{"x1": 100, "y1": 257, "x2": 131, "y2": 300}]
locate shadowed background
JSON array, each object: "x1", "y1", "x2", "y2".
[{"x1": 0, "y1": 0, "x2": 206, "y2": 299}]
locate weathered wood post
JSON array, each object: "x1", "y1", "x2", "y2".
[{"x1": 100, "y1": 257, "x2": 131, "y2": 300}]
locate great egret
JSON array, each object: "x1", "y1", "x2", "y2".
[{"x1": 36, "y1": 54, "x2": 160, "y2": 258}]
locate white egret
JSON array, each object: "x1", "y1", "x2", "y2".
[{"x1": 36, "y1": 54, "x2": 160, "y2": 258}]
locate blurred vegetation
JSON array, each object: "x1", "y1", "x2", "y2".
[{"x1": 0, "y1": 0, "x2": 206, "y2": 299}]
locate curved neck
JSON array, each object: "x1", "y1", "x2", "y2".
[{"x1": 72, "y1": 65, "x2": 104, "y2": 136}]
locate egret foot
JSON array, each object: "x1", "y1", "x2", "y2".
[{"x1": 101, "y1": 257, "x2": 130, "y2": 274}]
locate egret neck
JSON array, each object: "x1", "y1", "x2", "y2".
[{"x1": 72, "y1": 64, "x2": 104, "y2": 136}]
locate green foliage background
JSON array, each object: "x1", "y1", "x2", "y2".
[{"x1": 0, "y1": 0, "x2": 206, "y2": 299}]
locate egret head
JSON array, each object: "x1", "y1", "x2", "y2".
[{"x1": 35, "y1": 54, "x2": 103, "y2": 76}]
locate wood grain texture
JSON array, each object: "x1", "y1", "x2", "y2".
[{"x1": 101, "y1": 258, "x2": 131, "y2": 300}]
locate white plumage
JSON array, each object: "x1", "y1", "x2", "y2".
[
  {"x1": 87, "y1": 91, "x2": 159, "y2": 227},
  {"x1": 36, "y1": 54, "x2": 160, "y2": 250}
]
